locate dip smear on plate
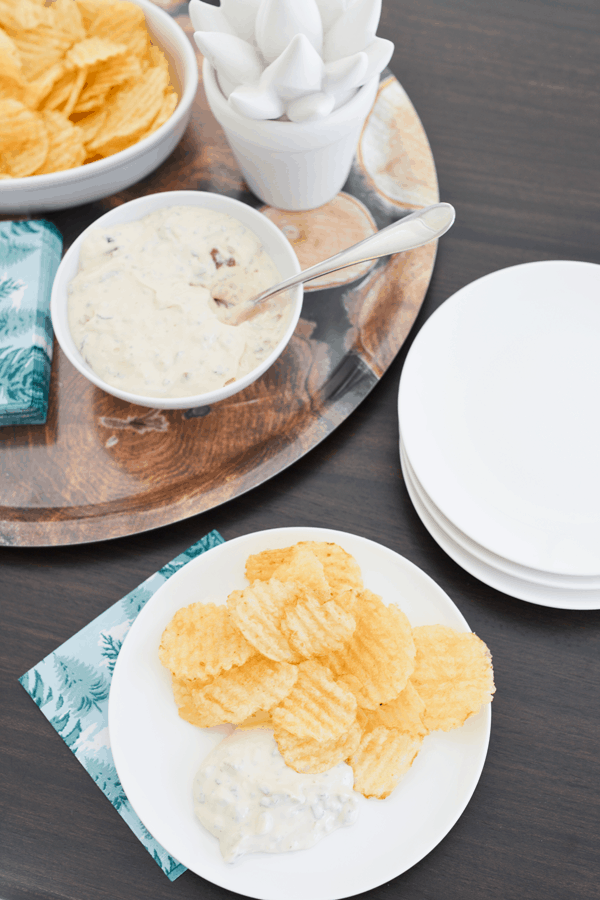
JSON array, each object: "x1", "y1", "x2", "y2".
[{"x1": 67, "y1": 206, "x2": 292, "y2": 398}]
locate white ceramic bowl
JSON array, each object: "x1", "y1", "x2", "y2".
[
  {"x1": 50, "y1": 190, "x2": 303, "y2": 409},
  {"x1": 0, "y1": 0, "x2": 198, "y2": 214}
]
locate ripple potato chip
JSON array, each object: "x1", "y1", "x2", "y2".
[
  {"x1": 274, "y1": 717, "x2": 362, "y2": 774},
  {"x1": 411, "y1": 625, "x2": 495, "y2": 731},
  {"x1": 281, "y1": 593, "x2": 355, "y2": 658},
  {"x1": 349, "y1": 725, "x2": 424, "y2": 799},
  {"x1": 36, "y1": 109, "x2": 86, "y2": 174},
  {"x1": 189, "y1": 657, "x2": 298, "y2": 727},
  {"x1": 271, "y1": 545, "x2": 332, "y2": 601},
  {"x1": 327, "y1": 589, "x2": 416, "y2": 709},
  {"x1": 159, "y1": 602, "x2": 255, "y2": 681},
  {"x1": 227, "y1": 579, "x2": 301, "y2": 662},
  {"x1": 0, "y1": 99, "x2": 48, "y2": 176},
  {"x1": 271, "y1": 659, "x2": 357, "y2": 742}
]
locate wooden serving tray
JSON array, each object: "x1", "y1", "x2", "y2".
[{"x1": 0, "y1": 11, "x2": 439, "y2": 546}]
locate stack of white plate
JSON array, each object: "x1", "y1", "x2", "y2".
[{"x1": 398, "y1": 260, "x2": 600, "y2": 610}]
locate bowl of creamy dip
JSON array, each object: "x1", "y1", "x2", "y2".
[{"x1": 51, "y1": 190, "x2": 303, "y2": 409}]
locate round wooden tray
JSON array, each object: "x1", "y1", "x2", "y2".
[{"x1": 0, "y1": 12, "x2": 439, "y2": 546}]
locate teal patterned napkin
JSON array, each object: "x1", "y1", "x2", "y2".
[
  {"x1": 19, "y1": 529, "x2": 225, "y2": 881},
  {"x1": 0, "y1": 220, "x2": 62, "y2": 426}
]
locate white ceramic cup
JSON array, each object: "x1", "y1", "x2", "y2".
[{"x1": 202, "y1": 59, "x2": 379, "y2": 211}]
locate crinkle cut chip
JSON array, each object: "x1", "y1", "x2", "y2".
[
  {"x1": 274, "y1": 717, "x2": 362, "y2": 774},
  {"x1": 349, "y1": 725, "x2": 423, "y2": 799},
  {"x1": 411, "y1": 625, "x2": 495, "y2": 731},
  {"x1": 158, "y1": 602, "x2": 255, "y2": 681},
  {"x1": 189, "y1": 657, "x2": 298, "y2": 726},
  {"x1": 227, "y1": 578, "x2": 301, "y2": 662},
  {"x1": 271, "y1": 659, "x2": 357, "y2": 742},
  {"x1": 281, "y1": 593, "x2": 355, "y2": 658},
  {"x1": 327, "y1": 589, "x2": 416, "y2": 709}
]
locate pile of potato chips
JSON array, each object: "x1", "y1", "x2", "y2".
[
  {"x1": 159, "y1": 541, "x2": 495, "y2": 799},
  {"x1": 0, "y1": 0, "x2": 178, "y2": 178}
]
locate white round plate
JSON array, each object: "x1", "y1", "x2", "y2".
[
  {"x1": 399, "y1": 439, "x2": 600, "y2": 591},
  {"x1": 398, "y1": 260, "x2": 600, "y2": 576},
  {"x1": 401, "y1": 445, "x2": 600, "y2": 610},
  {"x1": 109, "y1": 527, "x2": 491, "y2": 900}
]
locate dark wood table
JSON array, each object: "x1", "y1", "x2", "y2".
[{"x1": 2, "y1": 1, "x2": 599, "y2": 898}]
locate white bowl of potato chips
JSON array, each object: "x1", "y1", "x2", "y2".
[
  {"x1": 0, "y1": 0, "x2": 197, "y2": 213},
  {"x1": 109, "y1": 527, "x2": 494, "y2": 899}
]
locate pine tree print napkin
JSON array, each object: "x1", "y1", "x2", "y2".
[
  {"x1": 0, "y1": 220, "x2": 62, "y2": 426},
  {"x1": 19, "y1": 529, "x2": 225, "y2": 881}
]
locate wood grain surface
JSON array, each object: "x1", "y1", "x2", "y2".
[
  {"x1": 1, "y1": 1, "x2": 599, "y2": 900},
  {"x1": 0, "y1": 53, "x2": 437, "y2": 545}
]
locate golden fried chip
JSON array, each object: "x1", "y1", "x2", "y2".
[
  {"x1": 67, "y1": 35, "x2": 126, "y2": 69},
  {"x1": 245, "y1": 546, "x2": 295, "y2": 583},
  {"x1": 272, "y1": 546, "x2": 331, "y2": 601},
  {"x1": 190, "y1": 657, "x2": 298, "y2": 726},
  {"x1": 0, "y1": 27, "x2": 23, "y2": 84},
  {"x1": 75, "y1": 0, "x2": 115, "y2": 31},
  {"x1": 349, "y1": 726, "x2": 423, "y2": 799},
  {"x1": 271, "y1": 660, "x2": 357, "y2": 742},
  {"x1": 411, "y1": 625, "x2": 495, "y2": 731},
  {"x1": 86, "y1": 64, "x2": 169, "y2": 157},
  {"x1": 367, "y1": 681, "x2": 428, "y2": 737},
  {"x1": 274, "y1": 717, "x2": 362, "y2": 774},
  {"x1": 138, "y1": 88, "x2": 178, "y2": 140},
  {"x1": 34, "y1": 110, "x2": 86, "y2": 174},
  {"x1": 237, "y1": 708, "x2": 273, "y2": 729},
  {"x1": 281, "y1": 593, "x2": 355, "y2": 658},
  {"x1": 41, "y1": 68, "x2": 79, "y2": 112},
  {"x1": 227, "y1": 579, "x2": 301, "y2": 662},
  {"x1": 171, "y1": 674, "x2": 213, "y2": 727},
  {"x1": 88, "y1": 0, "x2": 149, "y2": 59},
  {"x1": 159, "y1": 602, "x2": 256, "y2": 681},
  {"x1": 298, "y1": 541, "x2": 364, "y2": 595},
  {"x1": 74, "y1": 106, "x2": 108, "y2": 145},
  {"x1": 22, "y1": 61, "x2": 66, "y2": 108},
  {"x1": 327, "y1": 589, "x2": 416, "y2": 709},
  {"x1": 73, "y1": 53, "x2": 142, "y2": 113},
  {"x1": 9, "y1": 0, "x2": 82, "y2": 83},
  {"x1": 0, "y1": 0, "x2": 49, "y2": 33},
  {"x1": 0, "y1": 99, "x2": 48, "y2": 176},
  {"x1": 50, "y1": 0, "x2": 86, "y2": 44}
]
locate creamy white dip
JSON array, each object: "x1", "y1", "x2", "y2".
[
  {"x1": 193, "y1": 728, "x2": 359, "y2": 863},
  {"x1": 67, "y1": 206, "x2": 292, "y2": 398}
]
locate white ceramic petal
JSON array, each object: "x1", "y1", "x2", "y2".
[
  {"x1": 255, "y1": 0, "x2": 323, "y2": 63},
  {"x1": 286, "y1": 91, "x2": 336, "y2": 122},
  {"x1": 362, "y1": 36, "x2": 394, "y2": 81},
  {"x1": 323, "y1": 51, "x2": 368, "y2": 94},
  {"x1": 189, "y1": 0, "x2": 236, "y2": 35},
  {"x1": 221, "y1": 0, "x2": 261, "y2": 44},
  {"x1": 315, "y1": 0, "x2": 347, "y2": 33},
  {"x1": 260, "y1": 33, "x2": 323, "y2": 101},
  {"x1": 216, "y1": 71, "x2": 239, "y2": 99},
  {"x1": 322, "y1": 0, "x2": 381, "y2": 61},
  {"x1": 193, "y1": 32, "x2": 263, "y2": 87},
  {"x1": 331, "y1": 89, "x2": 357, "y2": 110},
  {"x1": 229, "y1": 82, "x2": 285, "y2": 119}
]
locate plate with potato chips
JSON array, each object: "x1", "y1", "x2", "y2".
[{"x1": 109, "y1": 527, "x2": 493, "y2": 900}]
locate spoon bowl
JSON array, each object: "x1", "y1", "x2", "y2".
[{"x1": 213, "y1": 202, "x2": 455, "y2": 324}]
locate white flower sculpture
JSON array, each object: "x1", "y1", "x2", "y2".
[{"x1": 190, "y1": 0, "x2": 393, "y2": 122}]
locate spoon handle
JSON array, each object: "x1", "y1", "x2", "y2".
[{"x1": 235, "y1": 202, "x2": 455, "y2": 323}]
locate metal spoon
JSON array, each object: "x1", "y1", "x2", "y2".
[{"x1": 212, "y1": 202, "x2": 455, "y2": 325}]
